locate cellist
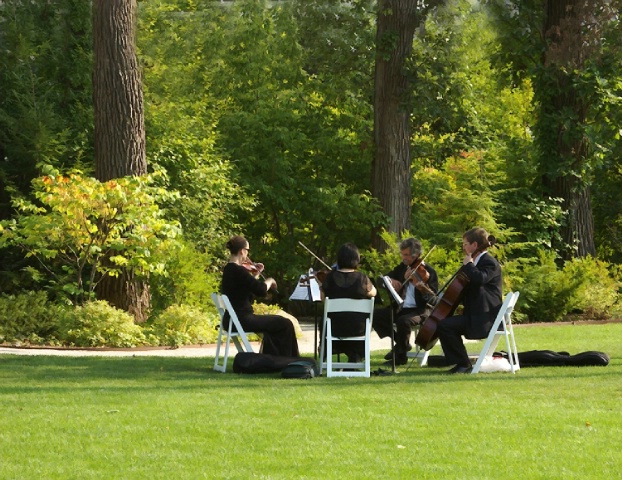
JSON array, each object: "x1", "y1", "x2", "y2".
[{"x1": 438, "y1": 227, "x2": 503, "y2": 374}]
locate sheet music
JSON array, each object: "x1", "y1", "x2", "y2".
[
  {"x1": 381, "y1": 275, "x2": 404, "y2": 307},
  {"x1": 289, "y1": 268, "x2": 322, "y2": 302}
]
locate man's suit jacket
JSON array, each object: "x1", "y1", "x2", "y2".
[{"x1": 460, "y1": 251, "x2": 503, "y2": 339}]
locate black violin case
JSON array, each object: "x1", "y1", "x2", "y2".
[
  {"x1": 512, "y1": 350, "x2": 610, "y2": 367},
  {"x1": 425, "y1": 350, "x2": 609, "y2": 368}
]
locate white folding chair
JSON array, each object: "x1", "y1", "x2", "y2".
[
  {"x1": 471, "y1": 291, "x2": 521, "y2": 374},
  {"x1": 211, "y1": 293, "x2": 257, "y2": 373},
  {"x1": 406, "y1": 328, "x2": 433, "y2": 367},
  {"x1": 319, "y1": 297, "x2": 375, "y2": 378}
]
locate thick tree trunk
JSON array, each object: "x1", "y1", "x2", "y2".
[
  {"x1": 92, "y1": 0, "x2": 149, "y2": 322},
  {"x1": 371, "y1": 0, "x2": 419, "y2": 249},
  {"x1": 539, "y1": 0, "x2": 597, "y2": 259},
  {"x1": 93, "y1": 0, "x2": 146, "y2": 179}
]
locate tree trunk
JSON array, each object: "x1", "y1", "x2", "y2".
[
  {"x1": 92, "y1": 0, "x2": 149, "y2": 322},
  {"x1": 93, "y1": 0, "x2": 146, "y2": 179},
  {"x1": 371, "y1": 0, "x2": 420, "y2": 249},
  {"x1": 538, "y1": 0, "x2": 597, "y2": 259},
  {"x1": 535, "y1": 0, "x2": 596, "y2": 259}
]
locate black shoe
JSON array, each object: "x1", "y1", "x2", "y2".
[
  {"x1": 384, "y1": 344, "x2": 411, "y2": 361},
  {"x1": 383, "y1": 355, "x2": 408, "y2": 367},
  {"x1": 447, "y1": 364, "x2": 472, "y2": 374},
  {"x1": 347, "y1": 354, "x2": 363, "y2": 364}
]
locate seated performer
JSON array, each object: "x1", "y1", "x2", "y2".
[
  {"x1": 373, "y1": 238, "x2": 438, "y2": 366},
  {"x1": 437, "y1": 227, "x2": 502, "y2": 374},
  {"x1": 221, "y1": 235, "x2": 299, "y2": 357},
  {"x1": 321, "y1": 242, "x2": 377, "y2": 364}
]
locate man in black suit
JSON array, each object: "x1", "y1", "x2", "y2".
[
  {"x1": 373, "y1": 238, "x2": 439, "y2": 366},
  {"x1": 437, "y1": 227, "x2": 503, "y2": 374}
]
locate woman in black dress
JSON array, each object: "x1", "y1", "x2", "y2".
[
  {"x1": 321, "y1": 242, "x2": 377, "y2": 363},
  {"x1": 221, "y1": 235, "x2": 299, "y2": 357}
]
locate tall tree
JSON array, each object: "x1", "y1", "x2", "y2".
[
  {"x1": 534, "y1": 0, "x2": 621, "y2": 259},
  {"x1": 92, "y1": 0, "x2": 149, "y2": 321},
  {"x1": 93, "y1": 0, "x2": 146, "y2": 179},
  {"x1": 371, "y1": 0, "x2": 443, "y2": 249}
]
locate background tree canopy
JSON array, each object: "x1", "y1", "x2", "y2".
[{"x1": 1, "y1": 0, "x2": 622, "y2": 337}]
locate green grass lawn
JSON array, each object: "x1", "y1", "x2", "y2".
[{"x1": 1, "y1": 323, "x2": 621, "y2": 479}]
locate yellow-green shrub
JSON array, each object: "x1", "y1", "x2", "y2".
[
  {"x1": 147, "y1": 304, "x2": 218, "y2": 347},
  {"x1": 58, "y1": 300, "x2": 147, "y2": 347}
]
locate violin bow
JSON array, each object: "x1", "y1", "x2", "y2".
[{"x1": 297, "y1": 241, "x2": 333, "y2": 271}]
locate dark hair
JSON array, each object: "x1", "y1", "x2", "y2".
[
  {"x1": 226, "y1": 235, "x2": 248, "y2": 254},
  {"x1": 463, "y1": 227, "x2": 496, "y2": 249},
  {"x1": 336, "y1": 242, "x2": 360, "y2": 269},
  {"x1": 399, "y1": 238, "x2": 423, "y2": 257}
]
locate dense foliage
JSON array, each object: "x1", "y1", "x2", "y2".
[
  {"x1": 0, "y1": 167, "x2": 181, "y2": 305},
  {"x1": 1, "y1": 0, "x2": 621, "y2": 346}
]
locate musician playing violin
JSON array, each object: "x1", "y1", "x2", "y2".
[
  {"x1": 373, "y1": 238, "x2": 439, "y2": 366},
  {"x1": 437, "y1": 227, "x2": 502, "y2": 374},
  {"x1": 221, "y1": 235, "x2": 299, "y2": 357}
]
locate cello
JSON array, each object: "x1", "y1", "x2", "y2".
[
  {"x1": 414, "y1": 238, "x2": 493, "y2": 351},
  {"x1": 414, "y1": 268, "x2": 470, "y2": 350}
]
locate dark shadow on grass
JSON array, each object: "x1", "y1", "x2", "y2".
[{"x1": 0, "y1": 354, "x2": 617, "y2": 395}]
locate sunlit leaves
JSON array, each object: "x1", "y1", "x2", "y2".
[{"x1": 0, "y1": 167, "x2": 181, "y2": 304}]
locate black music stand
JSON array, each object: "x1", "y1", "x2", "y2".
[
  {"x1": 289, "y1": 268, "x2": 322, "y2": 359},
  {"x1": 381, "y1": 275, "x2": 404, "y2": 374}
]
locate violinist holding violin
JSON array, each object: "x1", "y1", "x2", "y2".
[
  {"x1": 436, "y1": 227, "x2": 502, "y2": 374},
  {"x1": 373, "y1": 238, "x2": 439, "y2": 366},
  {"x1": 221, "y1": 235, "x2": 299, "y2": 357}
]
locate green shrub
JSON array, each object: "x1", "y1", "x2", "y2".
[
  {"x1": 0, "y1": 168, "x2": 181, "y2": 305},
  {"x1": 563, "y1": 257, "x2": 621, "y2": 319},
  {"x1": 147, "y1": 304, "x2": 219, "y2": 347},
  {"x1": 58, "y1": 300, "x2": 147, "y2": 347},
  {"x1": 149, "y1": 240, "x2": 221, "y2": 314},
  {"x1": 0, "y1": 291, "x2": 60, "y2": 344},
  {"x1": 517, "y1": 250, "x2": 581, "y2": 322},
  {"x1": 516, "y1": 251, "x2": 622, "y2": 323}
]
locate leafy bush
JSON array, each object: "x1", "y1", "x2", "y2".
[
  {"x1": 563, "y1": 257, "x2": 622, "y2": 319},
  {"x1": 58, "y1": 300, "x2": 147, "y2": 347},
  {"x1": 147, "y1": 304, "x2": 219, "y2": 347},
  {"x1": 516, "y1": 251, "x2": 622, "y2": 322},
  {"x1": 517, "y1": 250, "x2": 581, "y2": 322},
  {"x1": 0, "y1": 291, "x2": 60, "y2": 344},
  {"x1": 0, "y1": 167, "x2": 181, "y2": 305},
  {"x1": 149, "y1": 240, "x2": 221, "y2": 314}
]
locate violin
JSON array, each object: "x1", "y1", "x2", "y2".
[
  {"x1": 242, "y1": 257, "x2": 278, "y2": 293},
  {"x1": 242, "y1": 259, "x2": 264, "y2": 277},
  {"x1": 300, "y1": 269, "x2": 330, "y2": 285},
  {"x1": 400, "y1": 246, "x2": 437, "y2": 299},
  {"x1": 402, "y1": 258, "x2": 431, "y2": 290}
]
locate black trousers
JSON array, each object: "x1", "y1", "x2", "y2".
[
  {"x1": 373, "y1": 306, "x2": 427, "y2": 355},
  {"x1": 228, "y1": 314, "x2": 300, "y2": 357},
  {"x1": 436, "y1": 314, "x2": 472, "y2": 367}
]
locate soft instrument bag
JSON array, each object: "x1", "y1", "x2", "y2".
[
  {"x1": 511, "y1": 350, "x2": 610, "y2": 367},
  {"x1": 232, "y1": 352, "x2": 317, "y2": 374}
]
